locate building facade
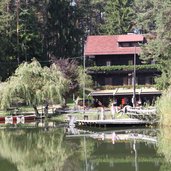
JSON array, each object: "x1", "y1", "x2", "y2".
[{"x1": 85, "y1": 34, "x2": 161, "y2": 106}]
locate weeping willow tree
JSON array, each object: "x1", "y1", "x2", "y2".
[
  {"x1": 0, "y1": 59, "x2": 68, "y2": 116},
  {"x1": 78, "y1": 66, "x2": 93, "y2": 93}
]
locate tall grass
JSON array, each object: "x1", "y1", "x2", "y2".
[
  {"x1": 156, "y1": 88, "x2": 171, "y2": 126},
  {"x1": 153, "y1": 88, "x2": 171, "y2": 164},
  {"x1": 157, "y1": 127, "x2": 171, "y2": 163}
]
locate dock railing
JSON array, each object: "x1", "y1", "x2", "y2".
[
  {"x1": 122, "y1": 106, "x2": 158, "y2": 122},
  {"x1": 65, "y1": 106, "x2": 158, "y2": 126}
]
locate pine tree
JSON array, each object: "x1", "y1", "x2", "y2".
[
  {"x1": 16, "y1": 1, "x2": 43, "y2": 63},
  {"x1": 0, "y1": 0, "x2": 16, "y2": 80},
  {"x1": 138, "y1": 0, "x2": 171, "y2": 89},
  {"x1": 0, "y1": 0, "x2": 45, "y2": 80},
  {"x1": 134, "y1": 0, "x2": 157, "y2": 33},
  {"x1": 101, "y1": 0, "x2": 135, "y2": 35},
  {"x1": 45, "y1": 0, "x2": 84, "y2": 59}
]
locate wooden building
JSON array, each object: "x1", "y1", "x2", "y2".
[{"x1": 84, "y1": 34, "x2": 161, "y2": 106}]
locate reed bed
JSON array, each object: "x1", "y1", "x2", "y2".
[{"x1": 156, "y1": 88, "x2": 171, "y2": 126}]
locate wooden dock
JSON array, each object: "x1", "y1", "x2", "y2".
[
  {"x1": 69, "y1": 118, "x2": 152, "y2": 127},
  {"x1": 66, "y1": 106, "x2": 158, "y2": 127}
]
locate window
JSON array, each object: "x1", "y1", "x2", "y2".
[
  {"x1": 145, "y1": 77, "x2": 151, "y2": 85},
  {"x1": 123, "y1": 76, "x2": 134, "y2": 85},
  {"x1": 123, "y1": 77, "x2": 128, "y2": 85},
  {"x1": 105, "y1": 77, "x2": 113, "y2": 85},
  {"x1": 106, "y1": 61, "x2": 111, "y2": 66},
  {"x1": 119, "y1": 42, "x2": 140, "y2": 47},
  {"x1": 121, "y1": 42, "x2": 130, "y2": 47},
  {"x1": 131, "y1": 42, "x2": 139, "y2": 47},
  {"x1": 128, "y1": 60, "x2": 133, "y2": 65},
  {"x1": 95, "y1": 81, "x2": 98, "y2": 87},
  {"x1": 138, "y1": 77, "x2": 146, "y2": 85},
  {"x1": 128, "y1": 77, "x2": 132, "y2": 85}
]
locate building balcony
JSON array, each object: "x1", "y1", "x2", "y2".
[
  {"x1": 93, "y1": 84, "x2": 157, "y2": 91},
  {"x1": 86, "y1": 64, "x2": 160, "y2": 74}
]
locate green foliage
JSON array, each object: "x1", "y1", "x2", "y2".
[
  {"x1": 155, "y1": 71, "x2": 171, "y2": 90},
  {"x1": 101, "y1": 0, "x2": 135, "y2": 34},
  {"x1": 0, "y1": 0, "x2": 12, "y2": 31},
  {"x1": 87, "y1": 64, "x2": 160, "y2": 73},
  {"x1": 18, "y1": 5, "x2": 43, "y2": 62},
  {"x1": 157, "y1": 127, "x2": 171, "y2": 167},
  {"x1": 0, "y1": 59, "x2": 68, "y2": 114},
  {"x1": 46, "y1": 0, "x2": 84, "y2": 58},
  {"x1": 0, "y1": 0, "x2": 17, "y2": 80},
  {"x1": 140, "y1": 39, "x2": 160, "y2": 63},
  {"x1": 137, "y1": 1, "x2": 171, "y2": 89},
  {"x1": 156, "y1": 88, "x2": 171, "y2": 126},
  {"x1": 0, "y1": 0, "x2": 45, "y2": 80},
  {"x1": 0, "y1": 0, "x2": 138, "y2": 81},
  {"x1": 94, "y1": 84, "x2": 156, "y2": 90},
  {"x1": 80, "y1": 0, "x2": 106, "y2": 35},
  {"x1": 133, "y1": 0, "x2": 157, "y2": 32},
  {"x1": 78, "y1": 66, "x2": 93, "y2": 88},
  {"x1": 51, "y1": 58, "x2": 92, "y2": 103},
  {"x1": 1, "y1": 0, "x2": 104, "y2": 80}
]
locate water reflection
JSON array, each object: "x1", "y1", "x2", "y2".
[
  {"x1": 0, "y1": 120, "x2": 168, "y2": 171},
  {"x1": 66, "y1": 127, "x2": 157, "y2": 144},
  {"x1": 157, "y1": 127, "x2": 171, "y2": 171},
  {"x1": 0, "y1": 128, "x2": 73, "y2": 171},
  {"x1": 66, "y1": 127, "x2": 161, "y2": 171}
]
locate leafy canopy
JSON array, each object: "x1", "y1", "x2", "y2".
[
  {"x1": 0, "y1": 59, "x2": 68, "y2": 110},
  {"x1": 52, "y1": 58, "x2": 93, "y2": 101}
]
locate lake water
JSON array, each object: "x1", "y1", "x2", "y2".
[{"x1": 0, "y1": 121, "x2": 169, "y2": 171}]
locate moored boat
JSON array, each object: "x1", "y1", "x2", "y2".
[{"x1": 0, "y1": 114, "x2": 36, "y2": 124}]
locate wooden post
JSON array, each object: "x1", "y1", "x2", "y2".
[{"x1": 133, "y1": 45, "x2": 136, "y2": 107}]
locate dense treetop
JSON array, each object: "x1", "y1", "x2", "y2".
[
  {"x1": 0, "y1": 0, "x2": 135, "y2": 80},
  {"x1": 0, "y1": 0, "x2": 171, "y2": 90}
]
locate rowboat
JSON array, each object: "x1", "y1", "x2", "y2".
[{"x1": 0, "y1": 114, "x2": 36, "y2": 124}]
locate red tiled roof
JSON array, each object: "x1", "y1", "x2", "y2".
[{"x1": 85, "y1": 34, "x2": 144, "y2": 56}]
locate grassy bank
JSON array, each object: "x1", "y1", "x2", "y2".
[{"x1": 0, "y1": 106, "x2": 34, "y2": 116}]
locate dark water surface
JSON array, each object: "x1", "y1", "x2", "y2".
[{"x1": 0, "y1": 121, "x2": 168, "y2": 171}]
